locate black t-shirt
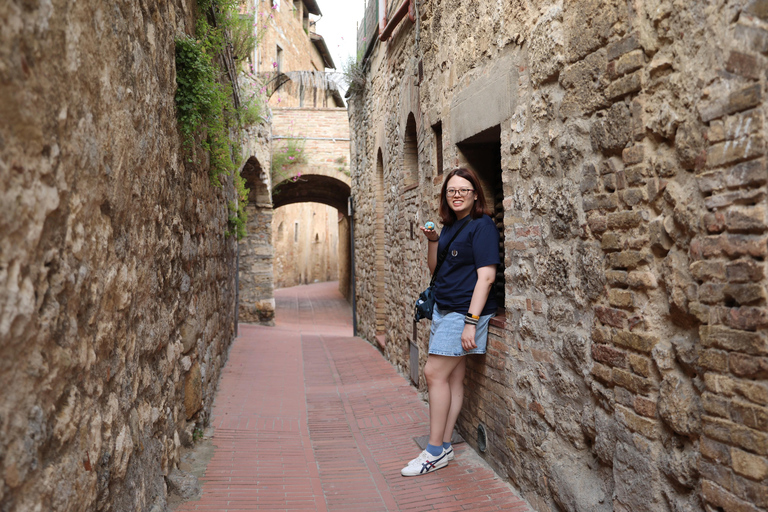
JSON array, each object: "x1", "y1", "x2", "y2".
[{"x1": 433, "y1": 214, "x2": 500, "y2": 316}]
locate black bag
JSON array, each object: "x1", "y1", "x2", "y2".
[{"x1": 414, "y1": 218, "x2": 472, "y2": 322}]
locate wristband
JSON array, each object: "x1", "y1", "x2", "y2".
[{"x1": 464, "y1": 313, "x2": 479, "y2": 326}]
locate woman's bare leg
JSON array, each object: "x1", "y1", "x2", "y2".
[
  {"x1": 442, "y1": 357, "x2": 466, "y2": 443},
  {"x1": 424, "y1": 355, "x2": 464, "y2": 447}
]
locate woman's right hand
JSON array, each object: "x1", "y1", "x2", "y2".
[{"x1": 420, "y1": 225, "x2": 439, "y2": 242}]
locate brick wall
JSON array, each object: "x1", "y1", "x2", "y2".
[{"x1": 349, "y1": 0, "x2": 768, "y2": 510}]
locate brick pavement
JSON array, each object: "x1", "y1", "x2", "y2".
[{"x1": 175, "y1": 281, "x2": 531, "y2": 511}]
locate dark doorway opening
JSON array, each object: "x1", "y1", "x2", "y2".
[{"x1": 457, "y1": 125, "x2": 505, "y2": 324}]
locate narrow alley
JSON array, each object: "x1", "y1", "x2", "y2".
[{"x1": 174, "y1": 282, "x2": 530, "y2": 512}]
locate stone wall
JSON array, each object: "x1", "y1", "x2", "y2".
[
  {"x1": 0, "y1": 1, "x2": 260, "y2": 510},
  {"x1": 349, "y1": 1, "x2": 768, "y2": 510}
]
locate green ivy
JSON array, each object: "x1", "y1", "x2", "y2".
[
  {"x1": 227, "y1": 170, "x2": 249, "y2": 240},
  {"x1": 175, "y1": 0, "x2": 261, "y2": 240},
  {"x1": 271, "y1": 137, "x2": 307, "y2": 190}
]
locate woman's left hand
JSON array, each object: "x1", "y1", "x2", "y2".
[{"x1": 461, "y1": 324, "x2": 477, "y2": 351}]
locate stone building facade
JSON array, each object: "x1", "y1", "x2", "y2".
[
  {"x1": 272, "y1": 202, "x2": 340, "y2": 288},
  {"x1": 0, "y1": 1, "x2": 268, "y2": 510},
  {"x1": 349, "y1": 0, "x2": 768, "y2": 511},
  {"x1": 271, "y1": 106, "x2": 352, "y2": 297}
]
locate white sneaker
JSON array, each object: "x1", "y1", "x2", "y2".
[
  {"x1": 401, "y1": 449, "x2": 449, "y2": 477},
  {"x1": 408, "y1": 445, "x2": 454, "y2": 464}
]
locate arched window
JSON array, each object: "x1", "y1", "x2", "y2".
[{"x1": 403, "y1": 113, "x2": 418, "y2": 188}]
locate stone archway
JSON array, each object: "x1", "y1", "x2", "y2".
[
  {"x1": 272, "y1": 174, "x2": 352, "y2": 300},
  {"x1": 238, "y1": 156, "x2": 276, "y2": 325}
]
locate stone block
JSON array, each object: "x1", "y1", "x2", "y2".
[
  {"x1": 628, "y1": 353, "x2": 651, "y2": 377},
  {"x1": 726, "y1": 159, "x2": 766, "y2": 188},
  {"x1": 699, "y1": 349, "x2": 729, "y2": 372},
  {"x1": 704, "y1": 212, "x2": 726, "y2": 233},
  {"x1": 616, "y1": 404, "x2": 660, "y2": 439},
  {"x1": 703, "y1": 415, "x2": 768, "y2": 455},
  {"x1": 731, "y1": 448, "x2": 768, "y2": 481},
  {"x1": 723, "y1": 234, "x2": 768, "y2": 258},
  {"x1": 624, "y1": 164, "x2": 648, "y2": 185},
  {"x1": 708, "y1": 136, "x2": 764, "y2": 168},
  {"x1": 588, "y1": 214, "x2": 608, "y2": 233},
  {"x1": 701, "y1": 439, "x2": 732, "y2": 471},
  {"x1": 606, "y1": 270, "x2": 628, "y2": 286},
  {"x1": 702, "y1": 480, "x2": 762, "y2": 512},
  {"x1": 726, "y1": 307, "x2": 768, "y2": 331},
  {"x1": 703, "y1": 392, "x2": 731, "y2": 418},
  {"x1": 583, "y1": 193, "x2": 619, "y2": 211},
  {"x1": 735, "y1": 23, "x2": 768, "y2": 55},
  {"x1": 733, "y1": 475, "x2": 768, "y2": 508},
  {"x1": 700, "y1": 325, "x2": 768, "y2": 356},
  {"x1": 606, "y1": 250, "x2": 651, "y2": 269},
  {"x1": 592, "y1": 325, "x2": 613, "y2": 343},
  {"x1": 731, "y1": 400, "x2": 768, "y2": 431},
  {"x1": 725, "y1": 109, "x2": 763, "y2": 140},
  {"x1": 607, "y1": 210, "x2": 646, "y2": 230},
  {"x1": 592, "y1": 343, "x2": 628, "y2": 368},
  {"x1": 620, "y1": 187, "x2": 648, "y2": 206},
  {"x1": 591, "y1": 361, "x2": 613, "y2": 384},
  {"x1": 727, "y1": 259, "x2": 765, "y2": 283},
  {"x1": 602, "y1": 232, "x2": 624, "y2": 251},
  {"x1": 708, "y1": 120, "x2": 727, "y2": 143},
  {"x1": 612, "y1": 49, "x2": 645, "y2": 78},
  {"x1": 591, "y1": 102, "x2": 632, "y2": 154},
  {"x1": 606, "y1": 70, "x2": 642, "y2": 100},
  {"x1": 705, "y1": 188, "x2": 766, "y2": 211},
  {"x1": 565, "y1": 0, "x2": 618, "y2": 62},
  {"x1": 697, "y1": 170, "x2": 725, "y2": 193},
  {"x1": 622, "y1": 143, "x2": 644, "y2": 166},
  {"x1": 609, "y1": 288, "x2": 635, "y2": 309},
  {"x1": 606, "y1": 33, "x2": 641, "y2": 61},
  {"x1": 649, "y1": 219, "x2": 673, "y2": 253},
  {"x1": 747, "y1": 0, "x2": 768, "y2": 20},
  {"x1": 659, "y1": 372, "x2": 701, "y2": 436},
  {"x1": 731, "y1": 353, "x2": 768, "y2": 379},
  {"x1": 560, "y1": 50, "x2": 610, "y2": 118},
  {"x1": 726, "y1": 51, "x2": 760, "y2": 80},
  {"x1": 627, "y1": 271, "x2": 657, "y2": 289},
  {"x1": 690, "y1": 260, "x2": 726, "y2": 282},
  {"x1": 634, "y1": 395, "x2": 656, "y2": 418},
  {"x1": 725, "y1": 283, "x2": 766, "y2": 305},
  {"x1": 729, "y1": 84, "x2": 763, "y2": 116},
  {"x1": 613, "y1": 330, "x2": 658, "y2": 353},
  {"x1": 595, "y1": 306, "x2": 628, "y2": 328},
  {"x1": 581, "y1": 163, "x2": 600, "y2": 192},
  {"x1": 725, "y1": 207, "x2": 767, "y2": 233}
]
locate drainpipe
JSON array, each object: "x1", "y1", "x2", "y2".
[
  {"x1": 348, "y1": 196, "x2": 358, "y2": 337},
  {"x1": 379, "y1": 0, "x2": 415, "y2": 42}
]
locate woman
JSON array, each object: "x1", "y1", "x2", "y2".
[{"x1": 401, "y1": 167, "x2": 499, "y2": 477}]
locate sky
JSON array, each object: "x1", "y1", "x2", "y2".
[{"x1": 314, "y1": 0, "x2": 366, "y2": 72}]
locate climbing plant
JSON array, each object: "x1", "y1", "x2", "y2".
[
  {"x1": 271, "y1": 137, "x2": 307, "y2": 188},
  {"x1": 174, "y1": 0, "x2": 266, "y2": 239}
]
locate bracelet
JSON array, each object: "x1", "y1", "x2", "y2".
[
  {"x1": 428, "y1": 239, "x2": 439, "y2": 243},
  {"x1": 464, "y1": 313, "x2": 479, "y2": 326}
]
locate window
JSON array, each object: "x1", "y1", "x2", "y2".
[
  {"x1": 403, "y1": 113, "x2": 418, "y2": 188},
  {"x1": 272, "y1": 0, "x2": 280, "y2": 11},
  {"x1": 294, "y1": 221, "x2": 299, "y2": 242},
  {"x1": 275, "y1": 45, "x2": 283, "y2": 73},
  {"x1": 293, "y1": 0, "x2": 300, "y2": 18},
  {"x1": 432, "y1": 122, "x2": 443, "y2": 176}
]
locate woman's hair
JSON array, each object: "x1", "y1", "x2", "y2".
[{"x1": 438, "y1": 167, "x2": 491, "y2": 225}]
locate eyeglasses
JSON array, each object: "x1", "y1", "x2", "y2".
[{"x1": 446, "y1": 188, "x2": 474, "y2": 197}]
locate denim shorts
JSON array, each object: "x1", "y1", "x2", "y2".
[{"x1": 428, "y1": 305, "x2": 493, "y2": 356}]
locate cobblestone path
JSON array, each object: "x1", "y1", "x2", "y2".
[{"x1": 175, "y1": 281, "x2": 531, "y2": 511}]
